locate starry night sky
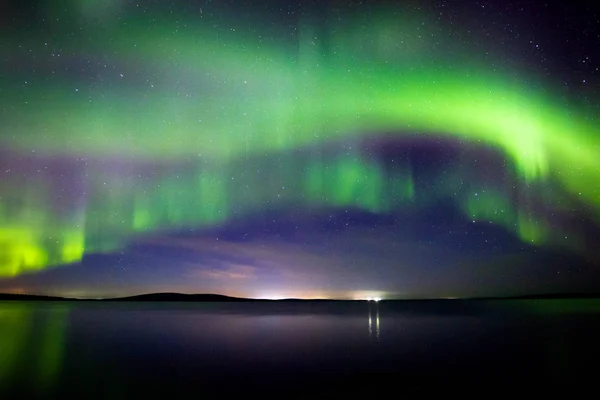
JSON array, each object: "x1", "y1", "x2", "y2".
[{"x1": 0, "y1": 0, "x2": 599, "y2": 299}]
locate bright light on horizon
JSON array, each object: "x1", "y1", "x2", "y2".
[
  {"x1": 256, "y1": 294, "x2": 287, "y2": 300},
  {"x1": 355, "y1": 291, "x2": 385, "y2": 301}
]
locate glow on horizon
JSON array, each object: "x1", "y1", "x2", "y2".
[
  {"x1": 254, "y1": 292, "x2": 333, "y2": 300},
  {"x1": 253, "y1": 290, "x2": 386, "y2": 300},
  {"x1": 353, "y1": 292, "x2": 386, "y2": 301}
]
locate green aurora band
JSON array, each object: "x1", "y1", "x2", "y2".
[{"x1": 0, "y1": 8, "x2": 599, "y2": 276}]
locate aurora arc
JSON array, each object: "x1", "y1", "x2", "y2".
[{"x1": 0, "y1": 11, "x2": 599, "y2": 277}]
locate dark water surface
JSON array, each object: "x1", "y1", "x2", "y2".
[{"x1": 1, "y1": 299, "x2": 599, "y2": 398}]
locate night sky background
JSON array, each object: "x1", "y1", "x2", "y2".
[{"x1": 1, "y1": 0, "x2": 599, "y2": 299}]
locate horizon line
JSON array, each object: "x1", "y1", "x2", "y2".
[{"x1": 1, "y1": 291, "x2": 600, "y2": 301}]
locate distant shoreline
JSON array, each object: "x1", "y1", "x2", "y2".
[{"x1": 1, "y1": 292, "x2": 599, "y2": 302}]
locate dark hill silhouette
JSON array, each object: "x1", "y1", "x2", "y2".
[{"x1": 107, "y1": 293, "x2": 254, "y2": 302}]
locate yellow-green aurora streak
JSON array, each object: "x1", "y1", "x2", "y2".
[{"x1": 0, "y1": 10, "x2": 598, "y2": 276}]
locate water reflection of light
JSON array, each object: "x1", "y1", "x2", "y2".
[
  {"x1": 376, "y1": 305, "x2": 380, "y2": 341},
  {"x1": 368, "y1": 306, "x2": 372, "y2": 338},
  {"x1": 368, "y1": 302, "x2": 380, "y2": 341}
]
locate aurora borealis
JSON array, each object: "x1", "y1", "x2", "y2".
[{"x1": 0, "y1": 0, "x2": 599, "y2": 298}]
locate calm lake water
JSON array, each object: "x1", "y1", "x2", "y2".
[{"x1": 1, "y1": 299, "x2": 599, "y2": 398}]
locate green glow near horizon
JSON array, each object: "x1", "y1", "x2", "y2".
[{"x1": 0, "y1": 8, "x2": 598, "y2": 276}]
